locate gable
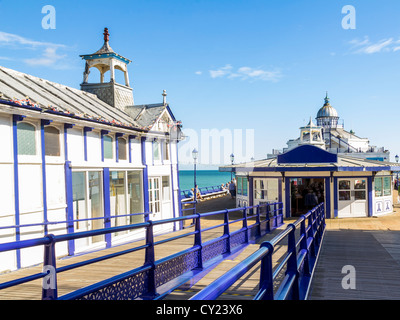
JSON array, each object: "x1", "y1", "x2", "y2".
[{"x1": 277, "y1": 145, "x2": 338, "y2": 164}]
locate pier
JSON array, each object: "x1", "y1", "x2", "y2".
[{"x1": 1, "y1": 197, "x2": 400, "y2": 300}]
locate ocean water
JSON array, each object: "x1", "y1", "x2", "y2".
[{"x1": 178, "y1": 170, "x2": 233, "y2": 191}]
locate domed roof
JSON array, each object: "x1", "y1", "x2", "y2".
[{"x1": 316, "y1": 93, "x2": 338, "y2": 119}]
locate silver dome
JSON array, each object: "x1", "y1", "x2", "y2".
[{"x1": 316, "y1": 95, "x2": 338, "y2": 119}]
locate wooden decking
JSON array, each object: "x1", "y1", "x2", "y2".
[{"x1": 309, "y1": 229, "x2": 400, "y2": 300}]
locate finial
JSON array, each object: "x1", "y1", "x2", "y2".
[
  {"x1": 162, "y1": 89, "x2": 167, "y2": 105},
  {"x1": 324, "y1": 91, "x2": 330, "y2": 104},
  {"x1": 103, "y1": 28, "x2": 110, "y2": 42}
]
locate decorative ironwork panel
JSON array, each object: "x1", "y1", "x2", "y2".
[
  {"x1": 230, "y1": 230, "x2": 246, "y2": 248},
  {"x1": 202, "y1": 238, "x2": 229, "y2": 263},
  {"x1": 155, "y1": 249, "x2": 200, "y2": 287},
  {"x1": 77, "y1": 269, "x2": 149, "y2": 300}
]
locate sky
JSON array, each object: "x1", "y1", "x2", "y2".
[{"x1": 0, "y1": 0, "x2": 400, "y2": 169}]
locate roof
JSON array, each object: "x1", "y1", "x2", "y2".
[
  {"x1": 125, "y1": 103, "x2": 171, "y2": 129},
  {"x1": 0, "y1": 65, "x2": 171, "y2": 131},
  {"x1": 220, "y1": 145, "x2": 400, "y2": 173},
  {"x1": 316, "y1": 95, "x2": 338, "y2": 119}
]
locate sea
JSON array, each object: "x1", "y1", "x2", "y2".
[{"x1": 178, "y1": 170, "x2": 233, "y2": 191}]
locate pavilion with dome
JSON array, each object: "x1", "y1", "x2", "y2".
[
  {"x1": 270, "y1": 93, "x2": 390, "y2": 161},
  {"x1": 221, "y1": 94, "x2": 399, "y2": 219}
]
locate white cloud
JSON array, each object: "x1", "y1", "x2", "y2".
[
  {"x1": 349, "y1": 36, "x2": 399, "y2": 54},
  {"x1": 0, "y1": 31, "x2": 68, "y2": 68},
  {"x1": 209, "y1": 64, "x2": 233, "y2": 78},
  {"x1": 195, "y1": 71, "x2": 202, "y2": 75},
  {"x1": 208, "y1": 64, "x2": 282, "y2": 82}
]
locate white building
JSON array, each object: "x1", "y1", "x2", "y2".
[
  {"x1": 269, "y1": 94, "x2": 390, "y2": 161},
  {"x1": 0, "y1": 28, "x2": 183, "y2": 272}
]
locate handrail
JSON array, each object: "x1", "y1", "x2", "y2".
[
  {"x1": 190, "y1": 203, "x2": 326, "y2": 301},
  {"x1": 0, "y1": 212, "x2": 150, "y2": 231},
  {"x1": 0, "y1": 201, "x2": 284, "y2": 300}
]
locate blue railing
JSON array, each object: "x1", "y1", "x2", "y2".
[
  {"x1": 190, "y1": 203, "x2": 325, "y2": 300},
  {"x1": 180, "y1": 185, "x2": 227, "y2": 200},
  {"x1": 0, "y1": 202, "x2": 283, "y2": 300}
]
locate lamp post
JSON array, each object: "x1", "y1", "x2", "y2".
[
  {"x1": 192, "y1": 148, "x2": 198, "y2": 213},
  {"x1": 396, "y1": 155, "x2": 399, "y2": 190},
  {"x1": 230, "y1": 153, "x2": 235, "y2": 180}
]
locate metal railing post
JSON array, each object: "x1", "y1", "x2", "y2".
[
  {"x1": 243, "y1": 207, "x2": 249, "y2": 243},
  {"x1": 194, "y1": 214, "x2": 203, "y2": 269},
  {"x1": 287, "y1": 224, "x2": 300, "y2": 300},
  {"x1": 266, "y1": 204, "x2": 271, "y2": 233},
  {"x1": 259, "y1": 242, "x2": 274, "y2": 300},
  {"x1": 256, "y1": 205, "x2": 261, "y2": 237},
  {"x1": 307, "y1": 213, "x2": 316, "y2": 258},
  {"x1": 143, "y1": 221, "x2": 157, "y2": 299},
  {"x1": 42, "y1": 234, "x2": 58, "y2": 300},
  {"x1": 224, "y1": 209, "x2": 231, "y2": 254},
  {"x1": 273, "y1": 203, "x2": 277, "y2": 228},
  {"x1": 300, "y1": 217, "x2": 311, "y2": 277}
]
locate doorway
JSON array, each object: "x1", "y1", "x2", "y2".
[{"x1": 290, "y1": 178, "x2": 325, "y2": 217}]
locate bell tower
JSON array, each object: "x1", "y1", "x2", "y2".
[{"x1": 80, "y1": 28, "x2": 134, "y2": 109}]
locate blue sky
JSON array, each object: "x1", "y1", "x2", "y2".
[{"x1": 1, "y1": 0, "x2": 400, "y2": 167}]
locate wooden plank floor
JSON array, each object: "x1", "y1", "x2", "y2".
[
  {"x1": 164, "y1": 225, "x2": 290, "y2": 300},
  {"x1": 309, "y1": 230, "x2": 400, "y2": 300},
  {"x1": 0, "y1": 209, "x2": 268, "y2": 300}
]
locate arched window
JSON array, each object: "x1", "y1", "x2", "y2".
[
  {"x1": 104, "y1": 135, "x2": 113, "y2": 159},
  {"x1": 118, "y1": 137, "x2": 127, "y2": 160},
  {"x1": 44, "y1": 126, "x2": 60, "y2": 156},
  {"x1": 17, "y1": 122, "x2": 36, "y2": 155}
]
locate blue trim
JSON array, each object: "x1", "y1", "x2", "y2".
[
  {"x1": 324, "y1": 177, "x2": 331, "y2": 219},
  {"x1": 278, "y1": 178, "x2": 283, "y2": 203},
  {"x1": 83, "y1": 127, "x2": 93, "y2": 161},
  {"x1": 368, "y1": 177, "x2": 373, "y2": 217},
  {"x1": 141, "y1": 137, "x2": 150, "y2": 218},
  {"x1": 285, "y1": 177, "x2": 291, "y2": 218},
  {"x1": 80, "y1": 52, "x2": 131, "y2": 64},
  {"x1": 12, "y1": 115, "x2": 25, "y2": 269},
  {"x1": 333, "y1": 177, "x2": 338, "y2": 218},
  {"x1": 41, "y1": 120, "x2": 52, "y2": 235},
  {"x1": 175, "y1": 142, "x2": 183, "y2": 228},
  {"x1": 103, "y1": 167, "x2": 111, "y2": 248},
  {"x1": 169, "y1": 142, "x2": 176, "y2": 230},
  {"x1": 64, "y1": 161, "x2": 75, "y2": 255}
]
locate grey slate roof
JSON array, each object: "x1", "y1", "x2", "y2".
[
  {"x1": 0, "y1": 65, "x2": 171, "y2": 131},
  {"x1": 125, "y1": 104, "x2": 168, "y2": 129}
]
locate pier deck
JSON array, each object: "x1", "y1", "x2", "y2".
[
  {"x1": 310, "y1": 207, "x2": 400, "y2": 300},
  {"x1": 1, "y1": 197, "x2": 400, "y2": 300}
]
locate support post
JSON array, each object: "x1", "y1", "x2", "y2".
[
  {"x1": 286, "y1": 224, "x2": 299, "y2": 300},
  {"x1": 224, "y1": 209, "x2": 231, "y2": 254},
  {"x1": 194, "y1": 214, "x2": 203, "y2": 269},
  {"x1": 259, "y1": 242, "x2": 274, "y2": 300},
  {"x1": 143, "y1": 221, "x2": 158, "y2": 299},
  {"x1": 42, "y1": 234, "x2": 57, "y2": 300}
]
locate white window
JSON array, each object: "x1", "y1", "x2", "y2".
[
  {"x1": 104, "y1": 135, "x2": 113, "y2": 159},
  {"x1": 149, "y1": 177, "x2": 161, "y2": 214},
  {"x1": 44, "y1": 126, "x2": 60, "y2": 156},
  {"x1": 17, "y1": 122, "x2": 36, "y2": 155}
]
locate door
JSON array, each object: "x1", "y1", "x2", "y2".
[
  {"x1": 72, "y1": 171, "x2": 104, "y2": 251},
  {"x1": 149, "y1": 177, "x2": 161, "y2": 222},
  {"x1": 338, "y1": 179, "x2": 367, "y2": 217}
]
